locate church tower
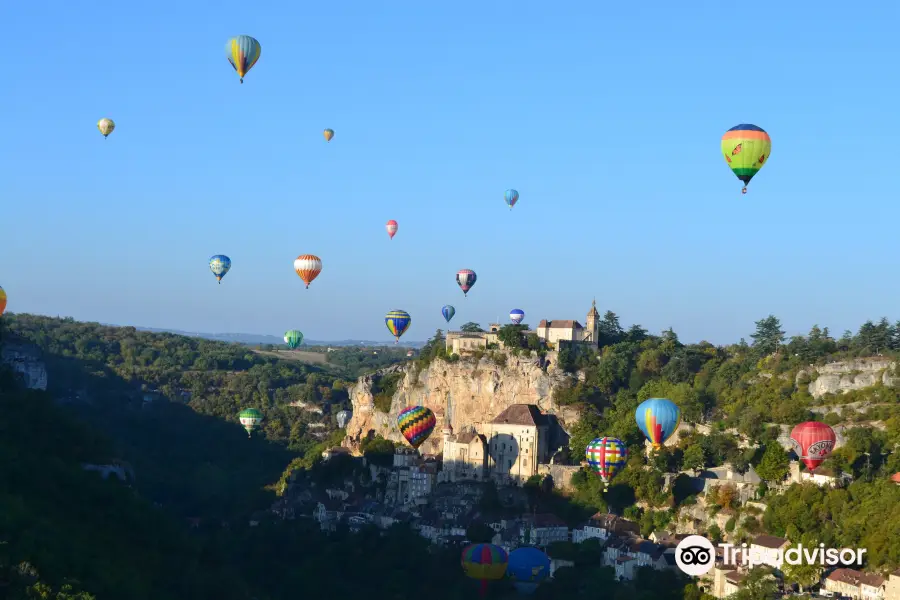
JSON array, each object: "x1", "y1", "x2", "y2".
[{"x1": 586, "y1": 298, "x2": 600, "y2": 347}]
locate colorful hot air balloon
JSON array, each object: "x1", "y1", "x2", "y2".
[
  {"x1": 507, "y1": 547, "x2": 551, "y2": 595},
  {"x1": 585, "y1": 437, "x2": 628, "y2": 490},
  {"x1": 294, "y1": 254, "x2": 322, "y2": 288},
  {"x1": 722, "y1": 124, "x2": 771, "y2": 194},
  {"x1": 323, "y1": 128, "x2": 334, "y2": 142},
  {"x1": 635, "y1": 398, "x2": 681, "y2": 449},
  {"x1": 790, "y1": 421, "x2": 836, "y2": 473},
  {"x1": 238, "y1": 408, "x2": 263, "y2": 438},
  {"x1": 226, "y1": 35, "x2": 261, "y2": 83},
  {"x1": 504, "y1": 189, "x2": 519, "y2": 210},
  {"x1": 336, "y1": 410, "x2": 352, "y2": 429},
  {"x1": 456, "y1": 269, "x2": 477, "y2": 297},
  {"x1": 97, "y1": 118, "x2": 115, "y2": 139},
  {"x1": 509, "y1": 309, "x2": 525, "y2": 325},
  {"x1": 385, "y1": 310, "x2": 411, "y2": 343},
  {"x1": 441, "y1": 305, "x2": 456, "y2": 323},
  {"x1": 209, "y1": 255, "x2": 231, "y2": 284},
  {"x1": 0, "y1": 286, "x2": 7, "y2": 317},
  {"x1": 386, "y1": 220, "x2": 398, "y2": 240},
  {"x1": 284, "y1": 330, "x2": 303, "y2": 349},
  {"x1": 397, "y1": 406, "x2": 436, "y2": 450},
  {"x1": 462, "y1": 543, "x2": 509, "y2": 598}
]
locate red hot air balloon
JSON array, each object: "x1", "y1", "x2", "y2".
[
  {"x1": 790, "y1": 421, "x2": 836, "y2": 473},
  {"x1": 386, "y1": 220, "x2": 398, "y2": 240}
]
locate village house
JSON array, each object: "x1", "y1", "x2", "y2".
[
  {"x1": 439, "y1": 423, "x2": 488, "y2": 483},
  {"x1": 602, "y1": 538, "x2": 669, "y2": 581},
  {"x1": 748, "y1": 534, "x2": 791, "y2": 570},
  {"x1": 478, "y1": 404, "x2": 550, "y2": 485},
  {"x1": 572, "y1": 513, "x2": 640, "y2": 543},
  {"x1": 519, "y1": 513, "x2": 569, "y2": 547},
  {"x1": 709, "y1": 567, "x2": 746, "y2": 599},
  {"x1": 444, "y1": 324, "x2": 502, "y2": 354},
  {"x1": 534, "y1": 300, "x2": 601, "y2": 350},
  {"x1": 789, "y1": 461, "x2": 853, "y2": 487},
  {"x1": 825, "y1": 568, "x2": 886, "y2": 599},
  {"x1": 883, "y1": 570, "x2": 900, "y2": 600}
]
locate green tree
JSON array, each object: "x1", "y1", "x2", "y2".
[
  {"x1": 497, "y1": 324, "x2": 527, "y2": 349},
  {"x1": 599, "y1": 311, "x2": 624, "y2": 347},
  {"x1": 750, "y1": 315, "x2": 785, "y2": 355},
  {"x1": 781, "y1": 562, "x2": 823, "y2": 593},
  {"x1": 465, "y1": 522, "x2": 496, "y2": 543},
  {"x1": 755, "y1": 444, "x2": 789, "y2": 483},
  {"x1": 460, "y1": 322, "x2": 484, "y2": 333},
  {"x1": 729, "y1": 567, "x2": 779, "y2": 600},
  {"x1": 681, "y1": 444, "x2": 706, "y2": 473}
]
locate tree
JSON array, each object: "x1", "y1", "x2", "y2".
[
  {"x1": 750, "y1": 315, "x2": 785, "y2": 355},
  {"x1": 730, "y1": 567, "x2": 779, "y2": 600},
  {"x1": 598, "y1": 311, "x2": 624, "y2": 346},
  {"x1": 681, "y1": 445, "x2": 706, "y2": 473},
  {"x1": 497, "y1": 324, "x2": 527, "y2": 349},
  {"x1": 460, "y1": 322, "x2": 484, "y2": 333},
  {"x1": 755, "y1": 444, "x2": 789, "y2": 483},
  {"x1": 782, "y1": 562, "x2": 823, "y2": 593},
  {"x1": 465, "y1": 522, "x2": 496, "y2": 543}
]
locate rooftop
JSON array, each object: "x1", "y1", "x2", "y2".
[
  {"x1": 752, "y1": 534, "x2": 789, "y2": 549},
  {"x1": 827, "y1": 568, "x2": 885, "y2": 588},
  {"x1": 536, "y1": 319, "x2": 583, "y2": 330},
  {"x1": 490, "y1": 404, "x2": 545, "y2": 426}
]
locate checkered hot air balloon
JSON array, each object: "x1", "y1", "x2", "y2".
[
  {"x1": 585, "y1": 437, "x2": 627, "y2": 489},
  {"x1": 462, "y1": 543, "x2": 508, "y2": 598},
  {"x1": 397, "y1": 406, "x2": 436, "y2": 450},
  {"x1": 456, "y1": 269, "x2": 476, "y2": 297}
]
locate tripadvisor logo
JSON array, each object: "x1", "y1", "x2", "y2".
[{"x1": 674, "y1": 535, "x2": 866, "y2": 577}]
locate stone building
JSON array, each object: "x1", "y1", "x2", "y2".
[
  {"x1": 825, "y1": 568, "x2": 885, "y2": 599},
  {"x1": 534, "y1": 299, "x2": 601, "y2": 349},
  {"x1": 479, "y1": 404, "x2": 550, "y2": 485},
  {"x1": 439, "y1": 423, "x2": 489, "y2": 483},
  {"x1": 445, "y1": 324, "x2": 501, "y2": 355}
]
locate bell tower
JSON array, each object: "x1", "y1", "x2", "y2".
[{"x1": 586, "y1": 298, "x2": 600, "y2": 347}]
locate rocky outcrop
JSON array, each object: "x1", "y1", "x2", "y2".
[
  {"x1": 342, "y1": 353, "x2": 581, "y2": 455},
  {"x1": 1, "y1": 342, "x2": 48, "y2": 390},
  {"x1": 800, "y1": 358, "x2": 898, "y2": 399}
]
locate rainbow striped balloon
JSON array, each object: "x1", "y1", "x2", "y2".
[
  {"x1": 721, "y1": 124, "x2": 771, "y2": 194},
  {"x1": 397, "y1": 405, "x2": 436, "y2": 450},
  {"x1": 635, "y1": 398, "x2": 681, "y2": 449},
  {"x1": 585, "y1": 437, "x2": 627, "y2": 488}
]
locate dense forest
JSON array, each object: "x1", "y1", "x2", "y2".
[{"x1": 3, "y1": 312, "x2": 900, "y2": 597}]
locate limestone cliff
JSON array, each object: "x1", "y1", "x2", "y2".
[
  {"x1": 800, "y1": 358, "x2": 898, "y2": 399},
  {"x1": 1, "y1": 342, "x2": 48, "y2": 390},
  {"x1": 342, "y1": 353, "x2": 581, "y2": 455}
]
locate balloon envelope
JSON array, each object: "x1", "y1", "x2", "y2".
[
  {"x1": 456, "y1": 269, "x2": 477, "y2": 296},
  {"x1": 239, "y1": 408, "x2": 263, "y2": 436},
  {"x1": 461, "y1": 543, "x2": 509, "y2": 590},
  {"x1": 790, "y1": 421, "x2": 836, "y2": 472},
  {"x1": 510, "y1": 309, "x2": 525, "y2": 325},
  {"x1": 397, "y1": 406, "x2": 436, "y2": 449},
  {"x1": 97, "y1": 118, "x2": 115, "y2": 138},
  {"x1": 385, "y1": 310, "x2": 411, "y2": 342},
  {"x1": 209, "y1": 255, "x2": 231, "y2": 283},
  {"x1": 585, "y1": 437, "x2": 628, "y2": 485},
  {"x1": 721, "y1": 124, "x2": 771, "y2": 191},
  {"x1": 635, "y1": 398, "x2": 681, "y2": 448},
  {"x1": 323, "y1": 128, "x2": 334, "y2": 142},
  {"x1": 226, "y1": 35, "x2": 261, "y2": 82},
  {"x1": 336, "y1": 410, "x2": 352, "y2": 429},
  {"x1": 386, "y1": 220, "x2": 398, "y2": 239},
  {"x1": 294, "y1": 254, "x2": 322, "y2": 288},
  {"x1": 504, "y1": 189, "x2": 519, "y2": 209},
  {"x1": 284, "y1": 330, "x2": 303, "y2": 349},
  {"x1": 507, "y1": 547, "x2": 551, "y2": 594},
  {"x1": 442, "y1": 305, "x2": 456, "y2": 323},
  {"x1": 0, "y1": 286, "x2": 6, "y2": 316}
]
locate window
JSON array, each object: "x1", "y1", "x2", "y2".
[
  {"x1": 523, "y1": 458, "x2": 528, "y2": 467},
  {"x1": 507, "y1": 459, "x2": 513, "y2": 469}
]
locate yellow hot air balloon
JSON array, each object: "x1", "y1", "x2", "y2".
[
  {"x1": 0, "y1": 286, "x2": 6, "y2": 316},
  {"x1": 97, "y1": 118, "x2": 115, "y2": 139},
  {"x1": 323, "y1": 129, "x2": 334, "y2": 142}
]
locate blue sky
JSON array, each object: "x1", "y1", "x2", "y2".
[{"x1": 2, "y1": 1, "x2": 898, "y2": 344}]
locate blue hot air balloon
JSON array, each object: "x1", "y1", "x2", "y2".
[
  {"x1": 442, "y1": 305, "x2": 456, "y2": 323},
  {"x1": 635, "y1": 398, "x2": 681, "y2": 449},
  {"x1": 209, "y1": 255, "x2": 231, "y2": 284},
  {"x1": 509, "y1": 309, "x2": 525, "y2": 325},
  {"x1": 504, "y1": 189, "x2": 519, "y2": 210},
  {"x1": 507, "y1": 547, "x2": 551, "y2": 595}
]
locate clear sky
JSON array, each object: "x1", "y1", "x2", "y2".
[{"x1": 3, "y1": 1, "x2": 899, "y2": 344}]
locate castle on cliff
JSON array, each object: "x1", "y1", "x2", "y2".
[{"x1": 444, "y1": 299, "x2": 603, "y2": 354}]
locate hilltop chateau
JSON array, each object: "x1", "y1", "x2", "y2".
[{"x1": 445, "y1": 299, "x2": 602, "y2": 353}]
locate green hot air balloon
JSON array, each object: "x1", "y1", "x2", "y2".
[
  {"x1": 284, "y1": 329, "x2": 303, "y2": 349},
  {"x1": 239, "y1": 408, "x2": 263, "y2": 437}
]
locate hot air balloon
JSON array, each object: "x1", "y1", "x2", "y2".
[
  {"x1": 336, "y1": 410, "x2": 352, "y2": 429},
  {"x1": 462, "y1": 543, "x2": 508, "y2": 598},
  {"x1": 386, "y1": 220, "x2": 398, "y2": 240},
  {"x1": 385, "y1": 310, "x2": 411, "y2": 343},
  {"x1": 284, "y1": 330, "x2": 303, "y2": 349},
  {"x1": 323, "y1": 128, "x2": 334, "y2": 142},
  {"x1": 507, "y1": 547, "x2": 551, "y2": 595},
  {"x1": 635, "y1": 398, "x2": 681, "y2": 449},
  {"x1": 456, "y1": 269, "x2": 477, "y2": 297},
  {"x1": 504, "y1": 189, "x2": 519, "y2": 210},
  {"x1": 209, "y1": 255, "x2": 231, "y2": 284},
  {"x1": 585, "y1": 437, "x2": 628, "y2": 490},
  {"x1": 510, "y1": 309, "x2": 525, "y2": 325},
  {"x1": 226, "y1": 35, "x2": 261, "y2": 83},
  {"x1": 442, "y1": 305, "x2": 456, "y2": 323},
  {"x1": 722, "y1": 124, "x2": 771, "y2": 194},
  {"x1": 238, "y1": 408, "x2": 263, "y2": 437},
  {"x1": 790, "y1": 421, "x2": 836, "y2": 473},
  {"x1": 294, "y1": 254, "x2": 322, "y2": 288},
  {"x1": 397, "y1": 406, "x2": 436, "y2": 450},
  {"x1": 97, "y1": 118, "x2": 115, "y2": 139},
  {"x1": 0, "y1": 286, "x2": 7, "y2": 317}
]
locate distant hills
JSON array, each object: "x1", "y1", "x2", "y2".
[{"x1": 131, "y1": 326, "x2": 426, "y2": 348}]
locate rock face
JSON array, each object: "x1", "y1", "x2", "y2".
[
  {"x1": 800, "y1": 358, "x2": 898, "y2": 399},
  {"x1": 1, "y1": 343, "x2": 48, "y2": 390},
  {"x1": 342, "y1": 354, "x2": 581, "y2": 455}
]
